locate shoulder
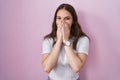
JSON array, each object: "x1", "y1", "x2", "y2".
[
  {"x1": 43, "y1": 37, "x2": 53, "y2": 42},
  {"x1": 43, "y1": 37, "x2": 54, "y2": 45},
  {"x1": 77, "y1": 36, "x2": 89, "y2": 45},
  {"x1": 78, "y1": 36, "x2": 89, "y2": 41},
  {"x1": 76, "y1": 36, "x2": 90, "y2": 54},
  {"x1": 79, "y1": 36, "x2": 89, "y2": 41}
]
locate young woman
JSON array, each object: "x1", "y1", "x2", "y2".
[{"x1": 41, "y1": 3, "x2": 89, "y2": 80}]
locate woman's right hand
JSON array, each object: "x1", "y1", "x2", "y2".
[{"x1": 56, "y1": 24, "x2": 62, "y2": 43}]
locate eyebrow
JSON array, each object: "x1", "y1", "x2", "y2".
[{"x1": 56, "y1": 16, "x2": 71, "y2": 18}]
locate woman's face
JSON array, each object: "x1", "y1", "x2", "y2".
[{"x1": 56, "y1": 9, "x2": 73, "y2": 29}]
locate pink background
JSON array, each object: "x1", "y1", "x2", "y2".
[{"x1": 0, "y1": 0, "x2": 120, "y2": 80}]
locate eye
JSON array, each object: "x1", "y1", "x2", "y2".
[
  {"x1": 56, "y1": 17, "x2": 61, "y2": 20},
  {"x1": 65, "y1": 17, "x2": 70, "y2": 20}
]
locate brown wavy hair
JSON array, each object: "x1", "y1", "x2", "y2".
[{"x1": 44, "y1": 3, "x2": 88, "y2": 50}]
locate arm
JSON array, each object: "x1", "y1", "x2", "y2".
[
  {"x1": 64, "y1": 46, "x2": 87, "y2": 73},
  {"x1": 41, "y1": 40, "x2": 62, "y2": 73},
  {"x1": 41, "y1": 23, "x2": 63, "y2": 73},
  {"x1": 61, "y1": 22, "x2": 89, "y2": 73}
]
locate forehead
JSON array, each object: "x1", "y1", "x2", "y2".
[{"x1": 57, "y1": 9, "x2": 72, "y2": 17}]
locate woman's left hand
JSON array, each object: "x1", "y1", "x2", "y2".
[{"x1": 62, "y1": 22, "x2": 70, "y2": 43}]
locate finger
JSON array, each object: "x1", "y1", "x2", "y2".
[
  {"x1": 62, "y1": 24, "x2": 66, "y2": 31},
  {"x1": 64, "y1": 23, "x2": 68, "y2": 32},
  {"x1": 57, "y1": 24, "x2": 60, "y2": 30},
  {"x1": 61, "y1": 25, "x2": 65, "y2": 35},
  {"x1": 64, "y1": 23, "x2": 69, "y2": 29},
  {"x1": 61, "y1": 25, "x2": 64, "y2": 32},
  {"x1": 61, "y1": 22, "x2": 64, "y2": 27},
  {"x1": 58, "y1": 24, "x2": 62, "y2": 32}
]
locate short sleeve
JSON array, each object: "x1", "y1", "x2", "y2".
[
  {"x1": 76, "y1": 36, "x2": 89, "y2": 55},
  {"x1": 41, "y1": 38, "x2": 53, "y2": 54}
]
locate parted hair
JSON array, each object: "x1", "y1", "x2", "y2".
[{"x1": 44, "y1": 3, "x2": 88, "y2": 50}]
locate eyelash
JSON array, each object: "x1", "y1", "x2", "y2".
[
  {"x1": 65, "y1": 17, "x2": 70, "y2": 20},
  {"x1": 56, "y1": 17, "x2": 70, "y2": 20},
  {"x1": 57, "y1": 17, "x2": 61, "y2": 19}
]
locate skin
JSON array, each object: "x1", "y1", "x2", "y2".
[
  {"x1": 41, "y1": 9, "x2": 88, "y2": 76},
  {"x1": 56, "y1": 9, "x2": 72, "y2": 43}
]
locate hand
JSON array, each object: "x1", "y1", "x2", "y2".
[
  {"x1": 61, "y1": 22, "x2": 70, "y2": 43},
  {"x1": 56, "y1": 24, "x2": 63, "y2": 43}
]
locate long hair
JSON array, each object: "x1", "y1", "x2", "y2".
[{"x1": 44, "y1": 3, "x2": 88, "y2": 50}]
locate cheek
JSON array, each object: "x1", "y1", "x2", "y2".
[
  {"x1": 56, "y1": 20, "x2": 58, "y2": 25},
  {"x1": 56, "y1": 20, "x2": 61, "y2": 25},
  {"x1": 66, "y1": 21, "x2": 73, "y2": 27}
]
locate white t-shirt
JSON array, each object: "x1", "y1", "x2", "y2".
[{"x1": 41, "y1": 36, "x2": 89, "y2": 80}]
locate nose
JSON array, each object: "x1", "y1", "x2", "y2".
[{"x1": 61, "y1": 19, "x2": 65, "y2": 23}]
